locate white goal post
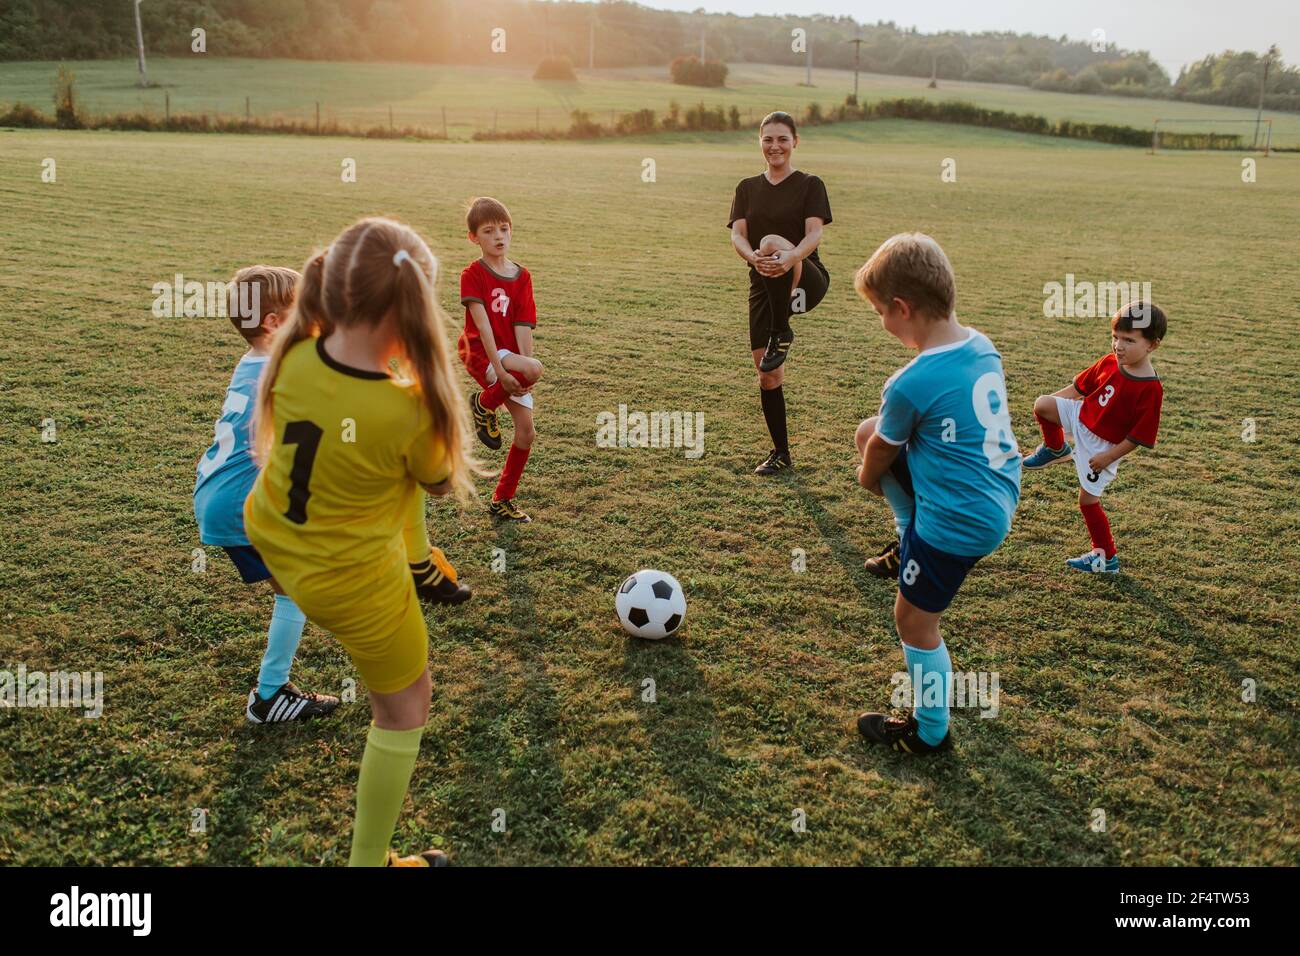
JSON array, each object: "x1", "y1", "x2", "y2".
[{"x1": 1151, "y1": 117, "x2": 1272, "y2": 154}]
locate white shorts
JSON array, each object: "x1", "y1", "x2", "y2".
[
  {"x1": 484, "y1": 348, "x2": 534, "y2": 409},
  {"x1": 1055, "y1": 396, "x2": 1117, "y2": 496}
]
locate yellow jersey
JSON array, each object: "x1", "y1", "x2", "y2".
[{"x1": 245, "y1": 335, "x2": 449, "y2": 590}]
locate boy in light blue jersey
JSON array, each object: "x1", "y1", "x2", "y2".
[
  {"x1": 852, "y1": 234, "x2": 1021, "y2": 755},
  {"x1": 194, "y1": 265, "x2": 341, "y2": 723}
]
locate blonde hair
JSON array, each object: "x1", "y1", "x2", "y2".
[
  {"x1": 254, "y1": 216, "x2": 476, "y2": 503},
  {"x1": 854, "y1": 232, "x2": 956, "y2": 320},
  {"x1": 228, "y1": 265, "x2": 299, "y2": 344}
]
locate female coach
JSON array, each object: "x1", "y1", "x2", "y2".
[{"x1": 727, "y1": 110, "x2": 833, "y2": 475}]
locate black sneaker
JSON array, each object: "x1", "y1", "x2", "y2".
[
  {"x1": 758, "y1": 328, "x2": 795, "y2": 372},
  {"x1": 246, "y1": 682, "x2": 340, "y2": 724},
  {"x1": 489, "y1": 498, "x2": 531, "y2": 522},
  {"x1": 857, "y1": 710, "x2": 952, "y2": 755},
  {"x1": 754, "y1": 448, "x2": 792, "y2": 476},
  {"x1": 864, "y1": 539, "x2": 901, "y2": 578},
  {"x1": 411, "y1": 547, "x2": 471, "y2": 604},
  {"x1": 471, "y1": 392, "x2": 502, "y2": 451}
]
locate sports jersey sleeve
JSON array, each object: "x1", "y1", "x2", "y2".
[
  {"x1": 513, "y1": 271, "x2": 537, "y2": 328},
  {"x1": 876, "y1": 377, "x2": 921, "y2": 446},
  {"x1": 727, "y1": 180, "x2": 748, "y2": 228},
  {"x1": 804, "y1": 175, "x2": 833, "y2": 225},
  {"x1": 1128, "y1": 384, "x2": 1163, "y2": 448},
  {"x1": 405, "y1": 421, "x2": 451, "y2": 487},
  {"x1": 1073, "y1": 355, "x2": 1109, "y2": 396},
  {"x1": 460, "y1": 265, "x2": 485, "y2": 307}
]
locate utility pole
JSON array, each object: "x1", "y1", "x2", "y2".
[
  {"x1": 134, "y1": 0, "x2": 148, "y2": 87},
  {"x1": 847, "y1": 29, "x2": 863, "y2": 100},
  {"x1": 589, "y1": 17, "x2": 595, "y2": 70},
  {"x1": 805, "y1": 32, "x2": 812, "y2": 87},
  {"x1": 700, "y1": 27, "x2": 706, "y2": 62},
  {"x1": 1254, "y1": 45, "x2": 1277, "y2": 149}
]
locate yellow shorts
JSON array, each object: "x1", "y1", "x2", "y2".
[{"x1": 253, "y1": 543, "x2": 429, "y2": 695}]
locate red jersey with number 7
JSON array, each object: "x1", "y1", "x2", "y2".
[
  {"x1": 458, "y1": 259, "x2": 537, "y2": 384},
  {"x1": 1072, "y1": 353, "x2": 1163, "y2": 448}
]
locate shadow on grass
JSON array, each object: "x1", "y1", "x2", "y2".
[
  {"x1": 1112, "y1": 575, "x2": 1297, "y2": 718},
  {"x1": 790, "y1": 472, "x2": 1118, "y2": 864},
  {"x1": 450, "y1": 519, "x2": 567, "y2": 861}
]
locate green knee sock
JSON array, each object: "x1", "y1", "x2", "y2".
[{"x1": 348, "y1": 723, "x2": 424, "y2": 867}]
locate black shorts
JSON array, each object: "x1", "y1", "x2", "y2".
[
  {"x1": 747, "y1": 256, "x2": 829, "y2": 351},
  {"x1": 223, "y1": 544, "x2": 272, "y2": 584}
]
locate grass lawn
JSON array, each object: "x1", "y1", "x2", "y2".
[
  {"x1": 2, "y1": 58, "x2": 1298, "y2": 146},
  {"x1": 0, "y1": 120, "x2": 1297, "y2": 865}
]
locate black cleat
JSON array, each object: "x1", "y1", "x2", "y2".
[
  {"x1": 864, "y1": 539, "x2": 901, "y2": 578},
  {"x1": 758, "y1": 328, "x2": 794, "y2": 372},
  {"x1": 471, "y1": 391, "x2": 502, "y2": 451},
  {"x1": 411, "y1": 547, "x2": 471, "y2": 604},
  {"x1": 246, "y1": 682, "x2": 340, "y2": 724},
  {"x1": 489, "y1": 498, "x2": 531, "y2": 522},
  {"x1": 857, "y1": 710, "x2": 952, "y2": 755},
  {"x1": 754, "y1": 448, "x2": 792, "y2": 476}
]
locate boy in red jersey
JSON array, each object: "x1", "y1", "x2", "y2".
[
  {"x1": 1022, "y1": 301, "x2": 1166, "y2": 573},
  {"x1": 459, "y1": 196, "x2": 544, "y2": 522}
]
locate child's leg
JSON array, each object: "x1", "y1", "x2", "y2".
[
  {"x1": 494, "y1": 402, "x2": 535, "y2": 502},
  {"x1": 895, "y1": 593, "x2": 952, "y2": 747},
  {"x1": 349, "y1": 667, "x2": 431, "y2": 867},
  {"x1": 856, "y1": 416, "x2": 914, "y2": 538},
  {"x1": 1033, "y1": 394, "x2": 1066, "y2": 450},
  {"x1": 256, "y1": 577, "x2": 307, "y2": 700},
  {"x1": 481, "y1": 353, "x2": 542, "y2": 411},
  {"x1": 1078, "y1": 488, "x2": 1116, "y2": 558}
]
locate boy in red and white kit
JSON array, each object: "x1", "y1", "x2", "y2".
[
  {"x1": 459, "y1": 196, "x2": 544, "y2": 522},
  {"x1": 1022, "y1": 301, "x2": 1166, "y2": 573}
]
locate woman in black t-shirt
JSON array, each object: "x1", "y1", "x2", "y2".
[{"x1": 727, "y1": 111, "x2": 832, "y2": 475}]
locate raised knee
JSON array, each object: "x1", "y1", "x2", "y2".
[
  {"x1": 855, "y1": 416, "x2": 878, "y2": 454},
  {"x1": 1034, "y1": 394, "x2": 1054, "y2": 415},
  {"x1": 526, "y1": 357, "x2": 543, "y2": 382}
]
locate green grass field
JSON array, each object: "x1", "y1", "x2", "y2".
[
  {"x1": 1, "y1": 120, "x2": 1297, "y2": 865},
  {"x1": 3, "y1": 57, "x2": 1299, "y2": 146}
]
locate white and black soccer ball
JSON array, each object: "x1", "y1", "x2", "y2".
[{"x1": 615, "y1": 570, "x2": 687, "y2": 640}]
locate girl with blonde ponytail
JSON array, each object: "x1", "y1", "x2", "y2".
[{"x1": 245, "y1": 216, "x2": 476, "y2": 866}]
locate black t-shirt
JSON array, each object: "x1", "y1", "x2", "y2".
[{"x1": 727, "y1": 170, "x2": 832, "y2": 264}]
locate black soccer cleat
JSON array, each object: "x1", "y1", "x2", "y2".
[
  {"x1": 489, "y1": 497, "x2": 531, "y2": 522},
  {"x1": 856, "y1": 710, "x2": 952, "y2": 755},
  {"x1": 864, "y1": 539, "x2": 901, "y2": 578},
  {"x1": 411, "y1": 547, "x2": 471, "y2": 605},
  {"x1": 754, "y1": 448, "x2": 792, "y2": 476},
  {"x1": 758, "y1": 328, "x2": 795, "y2": 372},
  {"x1": 471, "y1": 391, "x2": 502, "y2": 451},
  {"x1": 246, "y1": 682, "x2": 340, "y2": 724}
]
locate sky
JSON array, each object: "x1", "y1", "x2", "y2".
[{"x1": 649, "y1": 0, "x2": 1296, "y2": 78}]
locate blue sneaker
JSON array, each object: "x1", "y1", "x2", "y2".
[
  {"x1": 1023, "y1": 442, "x2": 1072, "y2": 469},
  {"x1": 1066, "y1": 550, "x2": 1120, "y2": 574}
]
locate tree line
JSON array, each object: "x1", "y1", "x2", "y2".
[{"x1": 2, "y1": 0, "x2": 1295, "y2": 111}]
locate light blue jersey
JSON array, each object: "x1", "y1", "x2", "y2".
[
  {"x1": 194, "y1": 353, "x2": 267, "y2": 546},
  {"x1": 876, "y1": 327, "x2": 1021, "y2": 557}
]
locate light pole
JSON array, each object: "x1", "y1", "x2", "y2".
[{"x1": 134, "y1": 0, "x2": 148, "y2": 88}]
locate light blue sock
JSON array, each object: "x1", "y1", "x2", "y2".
[
  {"x1": 879, "y1": 469, "x2": 915, "y2": 539},
  {"x1": 902, "y1": 641, "x2": 952, "y2": 746},
  {"x1": 257, "y1": 595, "x2": 307, "y2": 700}
]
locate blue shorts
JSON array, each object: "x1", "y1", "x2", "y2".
[
  {"x1": 222, "y1": 545, "x2": 272, "y2": 584},
  {"x1": 897, "y1": 521, "x2": 980, "y2": 613}
]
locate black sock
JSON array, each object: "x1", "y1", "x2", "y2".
[
  {"x1": 760, "y1": 386, "x2": 788, "y2": 455},
  {"x1": 762, "y1": 274, "x2": 793, "y2": 341}
]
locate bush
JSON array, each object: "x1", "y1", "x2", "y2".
[
  {"x1": 615, "y1": 108, "x2": 656, "y2": 134},
  {"x1": 534, "y1": 55, "x2": 577, "y2": 82},
  {"x1": 568, "y1": 109, "x2": 602, "y2": 138},
  {"x1": 670, "y1": 55, "x2": 727, "y2": 88},
  {"x1": 0, "y1": 102, "x2": 53, "y2": 128},
  {"x1": 53, "y1": 64, "x2": 81, "y2": 129}
]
